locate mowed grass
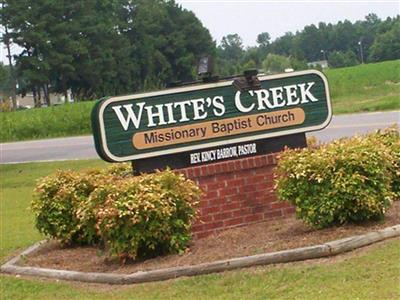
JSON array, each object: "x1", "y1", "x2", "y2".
[
  {"x1": 1, "y1": 239, "x2": 399, "y2": 300},
  {"x1": 0, "y1": 59, "x2": 399, "y2": 142},
  {"x1": 0, "y1": 160, "x2": 106, "y2": 261},
  {"x1": 1, "y1": 160, "x2": 400, "y2": 299},
  {"x1": 325, "y1": 60, "x2": 400, "y2": 114}
]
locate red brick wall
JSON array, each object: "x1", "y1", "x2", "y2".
[{"x1": 178, "y1": 153, "x2": 295, "y2": 239}]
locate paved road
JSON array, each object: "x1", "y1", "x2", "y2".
[
  {"x1": 1, "y1": 111, "x2": 399, "y2": 164},
  {"x1": 310, "y1": 111, "x2": 399, "y2": 142}
]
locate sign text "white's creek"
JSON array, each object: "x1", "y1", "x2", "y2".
[{"x1": 112, "y1": 82, "x2": 318, "y2": 130}]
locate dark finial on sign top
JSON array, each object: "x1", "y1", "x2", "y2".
[
  {"x1": 198, "y1": 56, "x2": 219, "y2": 83},
  {"x1": 198, "y1": 56, "x2": 213, "y2": 76},
  {"x1": 233, "y1": 69, "x2": 261, "y2": 92}
]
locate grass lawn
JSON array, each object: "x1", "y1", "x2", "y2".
[
  {"x1": 1, "y1": 160, "x2": 400, "y2": 299},
  {"x1": 325, "y1": 60, "x2": 400, "y2": 114},
  {"x1": 0, "y1": 160, "x2": 107, "y2": 260},
  {"x1": 0, "y1": 60, "x2": 399, "y2": 143}
]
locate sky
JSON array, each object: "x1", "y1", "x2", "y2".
[
  {"x1": 175, "y1": 0, "x2": 399, "y2": 46},
  {"x1": 1, "y1": 0, "x2": 399, "y2": 64}
]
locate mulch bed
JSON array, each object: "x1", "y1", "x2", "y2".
[{"x1": 20, "y1": 201, "x2": 400, "y2": 274}]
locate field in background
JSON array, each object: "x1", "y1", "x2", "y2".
[
  {"x1": 325, "y1": 60, "x2": 400, "y2": 114},
  {"x1": 0, "y1": 60, "x2": 399, "y2": 143},
  {"x1": 0, "y1": 101, "x2": 94, "y2": 143},
  {"x1": 1, "y1": 160, "x2": 399, "y2": 299}
]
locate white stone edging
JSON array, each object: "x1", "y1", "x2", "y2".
[{"x1": 1, "y1": 225, "x2": 399, "y2": 285}]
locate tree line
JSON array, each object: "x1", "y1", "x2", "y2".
[
  {"x1": 216, "y1": 13, "x2": 399, "y2": 76},
  {"x1": 1, "y1": 0, "x2": 214, "y2": 107},
  {"x1": 0, "y1": 1, "x2": 399, "y2": 109}
]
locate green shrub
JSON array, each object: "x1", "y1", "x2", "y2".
[
  {"x1": 33, "y1": 165, "x2": 201, "y2": 261},
  {"x1": 33, "y1": 170, "x2": 104, "y2": 245},
  {"x1": 368, "y1": 126, "x2": 400, "y2": 199},
  {"x1": 33, "y1": 163, "x2": 133, "y2": 245},
  {"x1": 103, "y1": 162, "x2": 132, "y2": 177},
  {"x1": 85, "y1": 170, "x2": 201, "y2": 261},
  {"x1": 275, "y1": 133, "x2": 395, "y2": 228}
]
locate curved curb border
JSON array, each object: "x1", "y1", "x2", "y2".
[{"x1": 1, "y1": 225, "x2": 399, "y2": 285}]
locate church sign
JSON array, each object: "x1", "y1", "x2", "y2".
[{"x1": 91, "y1": 70, "x2": 331, "y2": 163}]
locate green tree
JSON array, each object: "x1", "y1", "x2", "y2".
[
  {"x1": 328, "y1": 50, "x2": 358, "y2": 68},
  {"x1": 368, "y1": 19, "x2": 400, "y2": 62},
  {"x1": 297, "y1": 24, "x2": 322, "y2": 61},
  {"x1": 262, "y1": 54, "x2": 291, "y2": 73},
  {"x1": 269, "y1": 32, "x2": 296, "y2": 57},
  {"x1": 242, "y1": 46, "x2": 262, "y2": 69},
  {"x1": 242, "y1": 59, "x2": 256, "y2": 70},
  {"x1": 1, "y1": 1, "x2": 22, "y2": 108},
  {"x1": 0, "y1": 63, "x2": 13, "y2": 101},
  {"x1": 2, "y1": 0, "x2": 85, "y2": 103},
  {"x1": 219, "y1": 34, "x2": 244, "y2": 62},
  {"x1": 261, "y1": 14, "x2": 397, "y2": 65},
  {"x1": 289, "y1": 57, "x2": 308, "y2": 71},
  {"x1": 118, "y1": 0, "x2": 214, "y2": 91},
  {"x1": 216, "y1": 33, "x2": 245, "y2": 76},
  {"x1": 256, "y1": 32, "x2": 271, "y2": 48},
  {"x1": 68, "y1": 0, "x2": 134, "y2": 99},
  {"x1": 2, "y1": 0, "x2": 214, "y2": 101}
]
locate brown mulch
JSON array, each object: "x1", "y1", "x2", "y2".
[{"x1": 20, "y1": 201, "x2": 400, "y2": 274}]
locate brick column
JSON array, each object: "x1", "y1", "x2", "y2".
[{"x1": 178, "y1": 153, "x2": 295, "y2": 239}]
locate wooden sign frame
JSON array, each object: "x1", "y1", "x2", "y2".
[{"x1": 92, "y1": 70, "x2": 331, "y2": 163}]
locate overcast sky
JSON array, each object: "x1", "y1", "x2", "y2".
[
  {"x1": 176, "y1": 0, "x2": 399, "y2": 46},
  {"x1": 1, "y1": 1, "x2": 399, "y2": 64}
]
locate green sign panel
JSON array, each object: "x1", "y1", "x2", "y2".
[{"x1": 92, "y1": 70, "x2": 331, "y2": 162}]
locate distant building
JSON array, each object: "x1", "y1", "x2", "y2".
[
  {"x1": 307, "y1": 60, "x2": 329, "y2": 69},
  {"x1": 15, "y1": 90, "x2": 73, "y2": 108},
  {"x1": 16, "y1": 94, "x2": 60, "y2": 108}
]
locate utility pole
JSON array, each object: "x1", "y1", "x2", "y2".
[
  {"x1": 320, "y1": 50, "x2": 326, "y2": 61},
  {"x1": 358, "y1": 41, "x2": 364, "y2": 64}
]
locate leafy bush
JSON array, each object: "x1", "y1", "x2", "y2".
[
  {"x1": 32, "y1": 163, "x2": 132, "y2": 245},
  {"x1": 82, "y1": 170, "x2": 201, "y2": 261},
  {"x1": 103, "y1": 162, "x2": 132, "y2": 177},
  {"x1": 275, "y1": 131, "x2": 396, "y2": 228},
  {"x1": 33, "y1": 170, "x2": 104, "y2": 245},
  {"x1": 0, "y1": 100, "x2": 12, "y2": 112},
  {"x1": 33, "y1": 166, "x2": 201, "y2": 261},
  {"x1": 369, "y1": 126, "x2": 400, "y2": 198}
]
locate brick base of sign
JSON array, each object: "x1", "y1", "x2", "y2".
[{"x1": 178, "y1": 153, "x2": 295, "y2": 239}]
